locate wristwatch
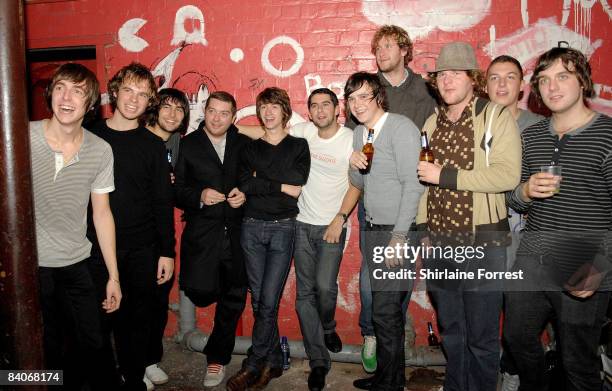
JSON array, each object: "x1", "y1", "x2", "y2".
[{"x1": 336, "y1": 212, "x2": 348, "y2": 223}]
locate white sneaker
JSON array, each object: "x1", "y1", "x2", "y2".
[
  {"x1": 143, "y1": 375, "x2": 155, "y2": 391},
  {"x1": 500, "y1": 372, "x2": 520, "y2": 391},
  {"x1": 204, "y1": 363, "x2": 226, "y2": 387},
  {"x1": 145, "y1": 363, "x2": 169, "y2": 385}
]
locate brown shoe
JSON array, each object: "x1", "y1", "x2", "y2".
[
  {"x1": 226, "y1": 368, "x2": 259, "y2": 391},
  {"x1": 248, "y1": 366, "x2": 283, "y2": 390}
]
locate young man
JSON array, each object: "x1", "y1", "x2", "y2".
[
  {"x1": 347, "y1": 72, "x2": 424, "y2": 391},
  {"x1": 226, "y1": 87, "x2": 310, "y2": 391},
  {"x1": 141, "y1": 87, "x2": 190, "y2": 387},
  {"x1": 174, "y1": 91, "x2": 250, "y2": 388},
  {"x1": 346, "y1": 24, "x2": 436, "y2": 130},
  {"x1": 144, "y1": 87, "x2": 189, "y2": 168},
  {"x1": 346, "y1": 25, "x2": 436, "y2": 371},
  {"x1": 486, "y1": 55, "x2": 545, "y2": 391},
  {"x1": 505, "y1": 47, "x2": 612, "y2": 391},
  {"x1": 291, "y1": 88, "x2": 360, "y2": 391},
  {"x1": 31, "y1": 63, "x2": 121, "y2": 390},
  {"x1": 87, "y1": 63, "x2": 175, "y2": 391},
  {"x1": 416, "y1": 42, "x2": 521, "y2": 391}
]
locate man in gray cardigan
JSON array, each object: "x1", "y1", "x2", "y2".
[{"x1": 346, "y1": 72, "x2": 424, "y2": 391}]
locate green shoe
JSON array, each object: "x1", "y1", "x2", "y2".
[{"x1": 361, "y1": 335, "x2": 377, "y2": 373}]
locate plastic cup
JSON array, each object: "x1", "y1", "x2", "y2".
[{"x1": 540, "y1": 165, "x2": 562, "y2": 194}]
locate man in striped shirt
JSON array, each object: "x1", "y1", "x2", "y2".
[
  {"x1": 30, "y1": 63, "x2": 121, "y2": 389},
  {"x1": 505, "y1": 47, "x2": 612, "y2": 391}
]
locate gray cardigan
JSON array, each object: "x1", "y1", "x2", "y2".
[{"x1": 349, "y1": 113, "x2": 424, "y2": 233}]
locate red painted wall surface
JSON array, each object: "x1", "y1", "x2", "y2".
[{"x1": 25, "y1": 0, "x2": 612, "y2": 346}]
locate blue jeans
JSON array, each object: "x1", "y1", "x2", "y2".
[
  {"x1": 294, "y1": 221, "x2": 346, "y2": 369},
  {"x1": 427, "y1": 246, "x2": 505, "y2": 391},
  {"x1": 240, "y1": 217, "x2": 296, "y2": 372}
]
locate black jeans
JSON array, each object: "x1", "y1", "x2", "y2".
[
  {"x1": 364, "y1": 223, "x2": 413, "y2": 391},
  {"x1": 145, "y1": 274, "x2": 173, "y2": 366},
  {"x1": 427, "y1": 246, "x2": 505, "y2": 391},
  {"x1": 39, "y1": 260, "x2": 115, "y2": 391},
  {"x1": 504, "y1": 290, "x2": 609, "y2": 391},
  {"x1": 89, "y1": 244, "x2": 158, "y2": 390}
]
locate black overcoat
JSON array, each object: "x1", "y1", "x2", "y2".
[{"x1": 174, "y1": 123, "x2": 251, "y2": 306}]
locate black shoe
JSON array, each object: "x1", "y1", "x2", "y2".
[
  {"x1": 308, "y1": 367, "x2": 327, "y2": 391},
  {"x1": 324, "y1": 331, "x2": 343, "y2": 353},
  {"x1": 353, "y1": 375, "x2": 375, "y2": 390}
]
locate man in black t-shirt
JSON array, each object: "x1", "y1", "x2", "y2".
[{"x1": 87, "y1": 63, "x2": 175, "y2": 391}]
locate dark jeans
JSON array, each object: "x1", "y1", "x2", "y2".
[
  {"x1": 203, "y1": 233, "x2": 248, "y2": 365},
  {"x1": 294, "y1": 221, "x2": 346, "y2": 369},
  {"x1": 358, "y1": 202, "x2": 410, "y2": 337},
  {"x1": 39, "y1": 260, "x2": 114, "y2": 391},
  {"x1": 504, "y1": 290, "x2": 609, "y2": 391},
  {"x1": 145, "y1": 274, "x2": 173, "y2": 366},
  {"x1": 89, "y1": 244, "x2": 158, "y2": 390},
  {"x1": 241, "y1": 217, "x2": 296, "y2": 373},
  {"x1": 428, "y1": 246, "x2": 505, "y2": 391},
  {"x1": 364, "y1": 224, "x2": 413, "y2": 391}
]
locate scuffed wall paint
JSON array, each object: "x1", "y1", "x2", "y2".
[{"x1": 25, "y1": 0, "x2": 612, "y2": 345}]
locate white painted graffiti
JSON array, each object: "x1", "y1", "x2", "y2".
[
  {"x1": 361, "y1": 0, "x2": 491, "y2": 39},
  {"x1": 304, "y1": 73, "x2": 345, "y2": 100},
  {"x1": 230, "y1": 48, "x2": 244, "y2": 63},
  {"x1": 261, "y1": 36, "x2": 304, "y2": 78},
  {"x1": 521, "y1": 0, "x2": 612, "y2": 32},
  {"x1": 485, "y1": 17, "x2": 602, "y2": 65},
  {"x1": 151, "y1": 47, "x2": 185, "y2": 89},
  {"x1": 118, "y1": 18, "x2": 149, "y2": 53},
  {"x1": 171, "y1": 5, "x2": 208, "y2": 46}
]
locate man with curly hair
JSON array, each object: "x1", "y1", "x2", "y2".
[{"x1": 87, "y1": 63, "x2": 175, "y2": 391}]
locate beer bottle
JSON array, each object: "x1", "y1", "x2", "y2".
[
  {"x1": 427, "y1": 322, "x2": 440, "y2": 347},
  {"x1": 360, "y1": 128, "x2": 374, "y2": 175},
  {"x1": 419, "y1": 131, "x2": 434, "y2": 163}
]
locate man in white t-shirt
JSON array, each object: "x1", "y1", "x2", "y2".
[{"x1": 292, "y1": 88, "x2": 361, "y2": 391}]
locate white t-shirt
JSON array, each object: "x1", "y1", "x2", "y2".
[{"x1": 290, "y1": 122, "x2": 353, "y2": 225}]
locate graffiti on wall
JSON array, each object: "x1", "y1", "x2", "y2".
[{"x1": 362, "y1": 0, "x2": 492, "y2": 39}]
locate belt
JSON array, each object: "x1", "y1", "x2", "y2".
[
  {"x1": 243, "y1": 217, "x2": 295, "y2": 223},
  {"x1": 365, "y1": 221, "x2": 394, "y2": 230}
]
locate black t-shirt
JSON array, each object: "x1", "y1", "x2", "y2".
[{"x1": 87, "y1": 120, "x2": 175, "y2": 257}]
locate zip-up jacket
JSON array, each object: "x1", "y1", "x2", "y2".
[{"x1": 416, "y1": 98, "x2": 521, "y2": 234}]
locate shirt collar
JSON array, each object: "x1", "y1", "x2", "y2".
[{"x1": 381, "y1": 69, "x2": 410, "y2": 87}]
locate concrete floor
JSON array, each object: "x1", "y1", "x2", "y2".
[{"x1": 154, "y1": 339, "x2": 445, "y2": 391}]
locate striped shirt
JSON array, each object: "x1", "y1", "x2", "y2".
[
  {"x1": 508, "y1": 114, "x2": 612, "y2": 276},
  {"x1": 30, "y1": 120, "x2": 114, "y2": 267}
]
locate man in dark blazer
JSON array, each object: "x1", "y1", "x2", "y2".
[{"x1": 174, "y1": 91, "x2": 251, "y2": 387}]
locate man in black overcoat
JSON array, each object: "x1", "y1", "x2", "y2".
[{"x1": 174, "y1": 91, "x2": 250, "y2": 387}]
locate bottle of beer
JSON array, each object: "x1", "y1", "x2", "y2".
[
  {"x1": 427, "y1": 322, "x2": 440, "y2": 347},
  {"x1": 419, "y1": 131, "x2": 434, "y2": 163},
  {"x1": 360, "y1": 128, "x2": 374, "y2": 175}
]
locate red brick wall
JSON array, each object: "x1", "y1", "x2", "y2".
[{"x1": 25, "y1": 0, "x2": 612, "y2": 345}]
